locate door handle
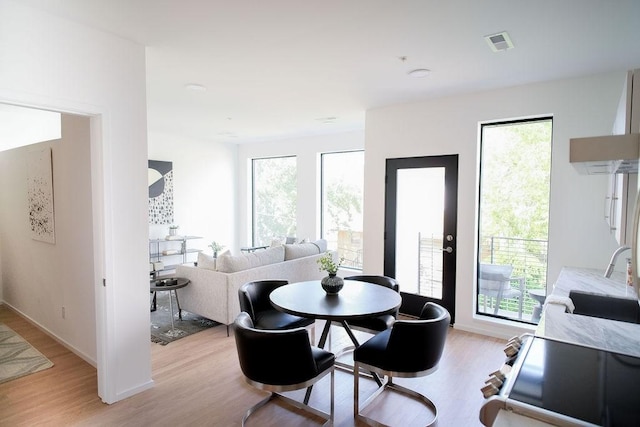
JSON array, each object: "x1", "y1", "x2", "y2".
[{"x1": 441, "y1": 246, "x2": 453, "y2": 253}]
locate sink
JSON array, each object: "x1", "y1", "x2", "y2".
[{"x1": 569, "y1": 290, "x2": 640, "y2": 324}]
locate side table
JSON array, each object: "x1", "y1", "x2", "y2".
[{"x1": 150, "y1": 277, "x2": 190, "y2": 338}]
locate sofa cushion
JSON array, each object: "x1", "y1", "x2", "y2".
[
  {"x1": 283, "y1": 239, "x2": 327, "y2": 260},
  {"x1": 197, "y1": 252, "x2": 217, "y2": 271},
  {"x1": 216, "y1": 246, "x2": 285, "y2": 273}
]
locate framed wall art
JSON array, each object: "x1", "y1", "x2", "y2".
[
  {"x1": 148, "y1": 160, "x2": 174, "y2": 225},
  {"x1": 27, "y1": 147, "x2": 55, "y2": 243}
]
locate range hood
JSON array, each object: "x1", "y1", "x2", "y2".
[
  {"x1": 570, "y1": 69, "x2": 640, "y2": 175},
  {"x1": 570, "y1": 133, "x2": 640, "y2": 174}
]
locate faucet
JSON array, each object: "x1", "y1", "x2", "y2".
[{"x1": 604, "y1": 245, "x2": 631, "y2": 278}]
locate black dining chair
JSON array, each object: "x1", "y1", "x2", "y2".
[
  {"x1": 234, "y1": 312, "x2": 335, "y2": 426},
  {"x1": 353, "y1": 302, "x2": 450, "y2": 426},
  {"x1": 343, "y1": 275, "x2": 400, "y2": 333},
  {"x1": 238, "y1": 279, "x2": 316, "y2": 341},
  {"x1": 326, "y1": 275, "x2": 400, "y2": 353}
]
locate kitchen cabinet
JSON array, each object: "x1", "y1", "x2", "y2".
[{"x1": 605, "y1": 172, "x2": 636, "y2": 244}]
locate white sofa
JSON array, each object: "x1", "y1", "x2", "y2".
[{"x1": 175, "y1": 240, "x2": 329, "y2": 334}]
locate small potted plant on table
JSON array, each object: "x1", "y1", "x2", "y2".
[{"x1": 317, "y1": 252, "x2": 345, "y2": 295}]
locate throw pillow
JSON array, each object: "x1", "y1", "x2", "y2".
[
  {"x1": 215, "y1": 250, "x2": 246, "y2": 273},
  {"x1": 270, "y1": 237, "x2": 284, "y2": 247},
  {"x1": 197, "y1": 252, "x2": 217, "y2": 271},
  {"x1": 311, "y1": 239, "x2": 327, "y2": 253},
  {"x1": 215, "y1": 247, "x2": 285, "y2": 273},
  {"x1": 284, "y1": 240, "x2": 325, "y2": 260},
  {"x1": 252, "y1": 245, "x2": 285, "y2": 266}
]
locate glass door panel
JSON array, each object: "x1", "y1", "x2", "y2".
[{"x1": 395, "y1": 167, "x2": 445, "y2": 299}]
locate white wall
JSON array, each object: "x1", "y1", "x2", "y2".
[
  {"x1": 0, "y1": 114, "x2": 96, "y2": 361},
  {"x1": 0, "y1": 0, "x2": 150, "y2": 403},
  {"x1": 148, "y1": 131, "x2": 237, "y2": 255},
  {"x1": 365, "y1": 71, "x2": 626, "y2": 338},
  {"x1": 0, "y1": 104, "x2": 61, "y2": 151},
  {"x1": 237, "y1": 131, "x2": 365, "y2": 248}
]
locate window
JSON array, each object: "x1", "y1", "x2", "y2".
[
  {"x1": 321, "y1": 151, "x2": 364, "y2": 269},
  {"x1": 477, "y1": 118, "x2": 552, "y2": 323},
  {"x1": 252, "y1": 156, "x2": 297, "y2": 246}
]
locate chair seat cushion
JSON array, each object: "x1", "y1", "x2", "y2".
[
  {"x1": 354, "y1": 329, "x2": 392, "y2": 368},
  {"x1": 348, "y1": 314, "x2": 395, "y2": 332},
  {"x1": 254, "y1": 310, "x2": 314, "y2": 330}
]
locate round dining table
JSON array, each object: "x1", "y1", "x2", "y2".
[
  {"x1": 270, "y1": 279, "x2": 402, "y2": 350},
  {"x1": 270, "y1": 279, "x2": 402, "y2": 402}
]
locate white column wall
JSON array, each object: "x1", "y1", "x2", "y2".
[
  {"x1": 364, "y1": 72, "x2": 626, "y2": 338},
  {"x1": 0, "y1": 1, "x2": 150, "y2": 403}
]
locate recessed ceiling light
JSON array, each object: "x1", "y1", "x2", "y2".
[
  {"x1": 316, "y1": 116, "x2": 337, "y2": 124},
  {"x1": 184, "y1": 83, "x2": 207, "y2": 91},
  {"x1": 408, "y1": 68, "x2": 431, "y2": 78},
  {"x1": 217, "y1": 131, "x2": 237, "y2": 138}
]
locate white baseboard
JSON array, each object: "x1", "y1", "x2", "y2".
[{"x1": 1, "y1": 300, "x2": 97, "y2": 367}]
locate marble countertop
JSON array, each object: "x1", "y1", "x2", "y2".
[{"x1": 536, "y1": 266, "x2": 640, "y2": 357}]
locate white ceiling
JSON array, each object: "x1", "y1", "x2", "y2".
[{"x1": 18, "y1": 0, "x2": 640, "y2": 144}]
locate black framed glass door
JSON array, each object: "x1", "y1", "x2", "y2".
[{"x1": 384, "y1": 155, "x2": 458, "y2": 322}]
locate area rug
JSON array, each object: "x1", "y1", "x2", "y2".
[
  {"x1": 150, "y1": 291, "x2": 219, "y2": 345},
  {"x1": 0, "y1": 323, "x2": 54, "y2": 384}
]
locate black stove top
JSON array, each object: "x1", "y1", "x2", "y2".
[{"x1": 509, "y1": 337, "x2": 640, "y2": 426}]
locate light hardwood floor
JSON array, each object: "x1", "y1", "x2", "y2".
[{"x1": 0, "y1": 304, "x2": 506, "y2": 426}]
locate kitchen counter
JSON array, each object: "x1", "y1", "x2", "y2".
[{"x1": 536, "y1": 266, "x2": 640, "y2": 357}]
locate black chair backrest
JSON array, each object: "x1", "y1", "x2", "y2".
[
  {"x1": 238, "y1": 280, "x2": 288, "y2": 321},
  {"x1": 386, "y1": 302, "x2": 450, "y2": 373},
  {"x1": 344, "y1": 275, "x2": 399, "y2": 292},
  {"x1": 345, "y1": 275, "x2": 400, "y2": 318},
  {"x1": 234, "y1": 312, "x2": 317, "y2": 385}
]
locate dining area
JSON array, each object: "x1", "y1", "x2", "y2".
[{"x1": 233, "y1": 276, "x2": 451, "y2": 426}]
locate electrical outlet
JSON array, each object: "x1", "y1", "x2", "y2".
[{"x1": 62, "y1": 306, "x2": 66, "y2": 319}]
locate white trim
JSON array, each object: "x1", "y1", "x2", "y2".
[
  {"x1": 1, "y1": 301, "x2": 96, "y2": 366},
  {"x1": 0, "y1": 90, "x2": 113, "y2": 403}
]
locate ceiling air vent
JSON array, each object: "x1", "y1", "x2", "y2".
[{"x1": 485, "y1": 31, "x2": 514, "y2": 52}]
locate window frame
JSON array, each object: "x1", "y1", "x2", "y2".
[
  {"x1": 251, "y1": 155, "x2": 297, "y2": 246},
  {"x1": 320, "y1": 149, "x2": 365, "y2": 270},
  {"x1": 476, "y1": 116, "x2": 553, "y2": 324}
]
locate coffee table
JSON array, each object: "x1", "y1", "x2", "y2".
[{"x1": 150, "y1": 277, "x2": 190, "y2": 338}]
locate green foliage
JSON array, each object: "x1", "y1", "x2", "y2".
[
  {"x1": 480, "y1": 120, "x2": 552, "y2": 242},
  {"x1": 253, "y1": 157, "x2": 297, "y2": 245},
  {"x1": 317, "y1": 252, "x2": 344, "y2": 274},
  {"x1": 325, "y1": 181, "x2": 362, "y2": 233},
  {"x1": 208, "y1": 241, "x2": 224, "y2": 253}
]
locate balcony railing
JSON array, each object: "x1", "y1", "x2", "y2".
[
  {"x1": 478, "y1": 235, "x2": 548, "y2": 323},
  {"x1": 418, "y1": 234, "x2": 548, "y2": 323},
  {"x1": 333, "y1": 230, "x2": 548, "y2": 324}
]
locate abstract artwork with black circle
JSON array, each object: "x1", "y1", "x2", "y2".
[{"x1": 148, "y1": 160, "x2": 174, "y2": 224}]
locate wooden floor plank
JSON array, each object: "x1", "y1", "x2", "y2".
[{"x1": 0, "y1": 304, "x2": 505, "y2": 426}]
